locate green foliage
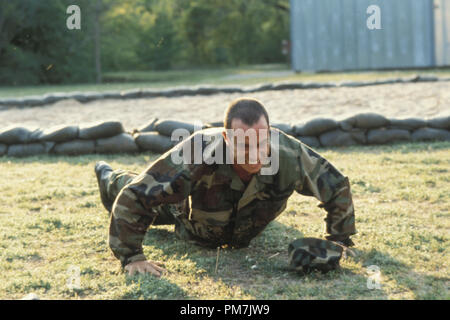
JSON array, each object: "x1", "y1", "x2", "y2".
[
  {"x1": 136, "y1": 11, "x2": 179, "y2": 70},
  {"x1": 102, "y1": 0, "x2": 290, "y2": 69},
  {"x1": 179, "y1": 0, "x2": 289, "y2": 66},
  {"x1": 0, "y1": 0, "x2": 289, "y2": 85},
  {"x1": 0, "y1": 0, "x2": 96, "y2": 85}
]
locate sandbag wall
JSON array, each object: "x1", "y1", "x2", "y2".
[
  {"x1": 0, "y1": 119, "x2": 203, "y2": 157},
  {"x1": 0, "y1": 121, "x2": 136, "y2": 157},
  {"x1": 0, "y1": 75, "x2": 448, "y2": 108},
  {"x1": 0, "y1": 113, "x2": 449, "y2": 157},
  {"x1": 131, "y1": 114, "x2": 450, "y2": 150},
  {"x1": 272, "y1": 113, "x2": 450, "y2": 148}
]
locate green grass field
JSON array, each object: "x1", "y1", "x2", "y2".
[
  {"x1": 0, "y1": 141, "x2": 448, "y2": 300},
  {"x1": 1, "y1": 64, "x2": 449, "y2": 98}
]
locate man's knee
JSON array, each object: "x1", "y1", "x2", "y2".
[{"x1": 107, "y1": 170, "x2": 138, "y2": 201}]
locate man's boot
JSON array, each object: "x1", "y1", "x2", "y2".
[{"x1": 94, "y1": 161, "x2": 114, "y2": 212}]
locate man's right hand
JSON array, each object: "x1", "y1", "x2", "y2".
[{"x1": 124, "y1": 260, "x2": 167, "y2": 277}]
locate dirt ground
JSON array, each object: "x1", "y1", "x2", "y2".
[{"x1": 1, "y1": 81, "x2": 449, "y2": 131}]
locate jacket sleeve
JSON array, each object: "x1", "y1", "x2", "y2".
[
  {"x1": 294, "y1": 142, "x2": 357, "y2": 241},
  {"x1": 108, "y1": 139, "x2": 195, "y2": 268}
]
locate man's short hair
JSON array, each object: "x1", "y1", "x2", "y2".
[{"x1": 224, "y1": 98, "x2": 270, "y2": 129}]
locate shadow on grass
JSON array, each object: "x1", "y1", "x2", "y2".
[
  {"x1": 115, "y1": 221, "x2": 307, "y2": 299},
  {"x1": 353, "y1": 248, "x2": 450, "y2": 300},
  {"x1": 129, "y1": 218, "x2": 449, "y2": 299},
  {"x1": 0, "y1": 141, "x2": 448, "y2": 167},
  {"x1": 123, "y1": 221, "x2": 389, "y2": 299}
]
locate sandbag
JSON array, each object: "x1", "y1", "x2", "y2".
[
  {"x1": 427, "y1": 116, "x2": 450, "y2": 130},
  {"x1": 41, "y1": 94, "x2": 65, "y2": 105},
  {"x1": 166, "y1": 87, "x2": 195, "y2": 97},
  {"x1": 85, "y1": 92, "x2": 105, "y2": 102},
  {"x1": 271, "y1": 123, "x2": 294, "y2": 136},
  {"x1": 218, "y1": 86, "x2": 244, "y2": 93},
  {"x1": 297, "y1": 136, "x2": 321, "y2": 148},
  {"x1": 294, "y1": 118, "x2": 338, "y2": 136},
  {"x1": 53, "y1": 139, "x2": 96, "y2": 155},
  {"x1": 79, "y1": 121, "x2": 124, "y2": 140},
  {"x1": 339, "y1": 81, "x2": 367, "y2": 87},
  {"x1": 102, "y1": 92, "x2": 122, "y2": 99},
  {"x1": 141, "y1": 89, "x2": 161, "y2": 98},
  {"x1": 154, "y1": 120, "x2": 197, "y2": 137},
  {"x1": 367, "y1": 128, "x2": 411, "y2": 144},
  {"x1": 204, "y1": 121, "x2": 224, "y2": 128},
  {"x1": 340, "y1": 113, "x2": 389, "y2": 130},
  {"x1": 271, "y1": 82, "x2": 303, "y2": 91},
  {"x1": 389, "y1": 118, "x2": 426, "y2": 131},
  {"x1": 416, "y1": 75, "x2": 438, "y2": 82},
  {"x1": 68, "y1": 93, "x2": 89, "y2": 103},
  {"x1": 29, "y1": 125, "x2": 79, "y2": 142},
  {"x1": 0, "y1": 126, "x2": 31, "y2": 144},
  {"x1": 68, "y1": 92, "x2": 104, "y2": 103},
  {"x1": 159, "y1": 88, "x2": 180, "y2": 98},
  {"x1": 96, "y1": 133, "x2": 139, "y2": 154},
  {"x1": 7, "y1": 142, "x2": 54, "y2": 157},
  {"x1": 22, "y1": 97, "x2": 45, "y2": 106},
  {"x1": 299, "y1": 82, "x2": 335, "y2": 89},
  {"x1": 243, "y1": 83, "x2": 274, "y2": 93},
  {"x1": 319, "y1": 129, "x2": 366, "y2": 147},
  {"x1": 0, "y1": 144, "x2": 7, "y2": 156},
  {"x1": 26, "y1": 129, "x2": 43, "y2": 143},
  {"x1": 134, "y1": 132, "x2": 176, "y2": 153},
  {"x1": 138, "y1": 118, "x2": 158, "y2": 132},
  {"x1": 195, "y1": 87, "x2": 220, "y2": 95},
  {"x1": 372, "y1": 79, "x2": 399, "y2": 85},
  {"x1": 350, "y1": 130, "x2": 367, "y2": 144},
  {"x1": 411, "y1": 128, "x2": 450, "y2": 142},
  {"x1": 0, "y1": 98, "x2": 25, "y2": 107},
  {"x1": 120, "y1": 89, "x2": 142, "y2": 99}
]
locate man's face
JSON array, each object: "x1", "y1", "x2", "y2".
[{"x1": 223, "y1": 115, "x2": 270, "y2": 174}]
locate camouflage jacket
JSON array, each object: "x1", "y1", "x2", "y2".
[{"x1": 109, "y1": 128, "x2": 357, "y2": 267}]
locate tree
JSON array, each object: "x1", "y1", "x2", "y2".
[
  {"x1": 0, "y1": 0, "x2": 291, "y2": 84},
  {"x1": 0, "y1": 0, "x2": 96, "y2": 85}
]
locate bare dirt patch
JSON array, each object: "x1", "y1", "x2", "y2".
[{"x1": 1, "y1": 82, "x2": 449, "y2": 130}]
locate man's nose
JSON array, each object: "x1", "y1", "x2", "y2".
[{"x1": 246, "y1": 147, "x2": 262, "y2": 163}]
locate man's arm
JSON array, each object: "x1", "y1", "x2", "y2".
[
  {"x1": 108, "y1": 142, "x2": 194, "y2": 268},
  {"x1": 294, "y1": 142, "x2": 357, "y2": 244}
]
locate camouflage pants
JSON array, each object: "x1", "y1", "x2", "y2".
[
  {"x1": 105, "y1": 169, "x2": 227, "y2": 248},
  {"x1": 105, "y1": 169, "x2": 181, "y2": 225}
]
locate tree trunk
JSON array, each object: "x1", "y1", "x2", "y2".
[{"x1": 94, "y1": 0, "x2": 102, "y2": 84}]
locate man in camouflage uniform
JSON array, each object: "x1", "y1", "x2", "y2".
[{"x1": 95, "y1": 98, "x2": 356, "y2": 276}]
